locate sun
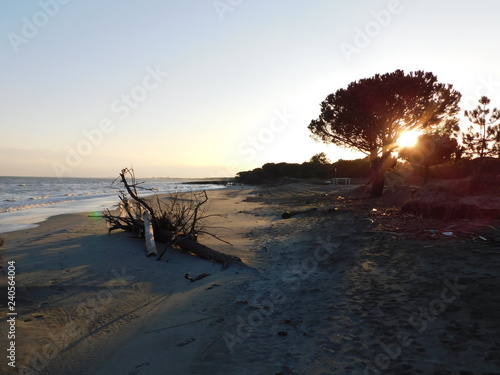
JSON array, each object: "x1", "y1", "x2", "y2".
[{"x1": 397, "y1": 130, "x2": 421, "y2": 148}]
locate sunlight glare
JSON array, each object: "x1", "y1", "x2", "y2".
[{"x1": 397, "y1": 130, "x2": 421, "y2": 148}]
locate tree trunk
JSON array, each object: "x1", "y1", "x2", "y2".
[
  {"x1": 423, "y1": 165, "x2": 429, "y2": 185},
  {"x1": 370, "y1": 157, "x2": 385, "y2": 197},
  {"x1": 371, "y1": 171, "x2": 385, "y2": 197},
  {"x1": 370, "y1": 151, "x2": 393, "y2": 197},
  {"x1": 470, "y1": 157, "x2": 486, "y2": 193}
]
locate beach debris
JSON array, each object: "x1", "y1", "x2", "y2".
[
  {"x1": 327, "y1": 206, "x2": 342, "y2": 213},
  {"x1": 103, "y1": 168, "x2": 244, "y2": 269},
  {"x1": 442, "y1": 231, "x2": 454, "y2": 236},
  {"x1": 234, "y1": 288, "x2": 249, "y2": 304},
  {"x1": 143, "y1": 211, "x2": 157, "y2": 256},
  {"x1": 281, "y1": 207, "x2": 317, "y2": 219},
  {"x1": 203, "y1": 334, "x2": 223, "y2": 354},
  {"x1": 184, "y1": 273, "x2": 211, "y2": 282},
  {"x1": 275, "y1": 365, "x2": 298, "y2": 375},
  {"x1": 206, "y1": 283, "x2": 220, "y2": 290},
  {"x1": 128, "y1": 363, "x2": 150, "y2": 375},
  {"x1": 176, "y1": 237, "x2": 242, "y2": 269},
  {"x1": 176, "y1": 338, "x2": 196, "y2": 347},
  {"x1": 284, "y1": 319, "x2": 309, "y2": 336},
  {"x1": 234, "y1": 295, "x2": 248, "y2": 304}
]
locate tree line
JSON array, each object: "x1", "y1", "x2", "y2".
[{"x1": 236, "y1": 154, "x2": 371, "y2": 185}]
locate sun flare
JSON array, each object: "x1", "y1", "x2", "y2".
[{"x1": 397, "y1": 130, "x2": 421, "y2": 148}]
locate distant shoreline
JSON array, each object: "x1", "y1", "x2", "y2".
[{"x1": 182, "y1": 178, "x2": 236, "y2": 185}]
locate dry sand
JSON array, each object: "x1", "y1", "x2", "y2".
[{"x1": 1, "y1": 183, "x2": 500, "y2": 375}]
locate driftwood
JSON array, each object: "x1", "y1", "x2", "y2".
[
  {"x1": 103, "y1": 168, "x2": 242, "y2": 268},
  {"x1": 184, "y1": 272, "x2": 211, "y2": 282},
  {"x1": 177, "y1": 237, "x2": 241, "y2": 269},
  {"x1": 143, "y1": 211, "x2": 157, "y2": 256},
  {"x1": 281, "y1": 207, "x2": 318, "y2": 219}
]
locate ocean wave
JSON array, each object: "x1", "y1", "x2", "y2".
[
  {"x1": 29, "y1": 195, "x2": 50, "y2": 200},
  {"x1": 0, "y1": 192, "x2": 114, "y2": 213},
  {"x1": 0, "y1": 199, "x2": 74, "y2": 213}
]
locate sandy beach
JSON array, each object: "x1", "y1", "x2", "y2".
[{"x1": 1, "y1": 183, "x2": 500, "y2": 375}]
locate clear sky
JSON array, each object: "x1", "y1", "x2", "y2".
[{"x1": 1, "y1": 0, "x2": 499, "y2": 178}]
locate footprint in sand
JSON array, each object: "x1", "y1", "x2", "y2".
[{"x1": 176, "y1": 338, "x2": 195, "y2": 347}]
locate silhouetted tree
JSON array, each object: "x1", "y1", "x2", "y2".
[
  {"x1": 399, "y1": 133, "x2": 459, "y2": 184},
  {"x1": 309, "y1": 152, "x2": 331, "y2": 165},
  {"x1": 462, "y1": 96, "x2": 500, "y2": 159},
  {"x1": 333, "y1": 158, "x2": 371, "y2": 178},
  {"x1": 308, "y1": 70, "x2": 461, "y2": 197}
]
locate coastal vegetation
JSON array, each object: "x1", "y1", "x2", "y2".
[
  {"x1": 238, "y1": 70, "x2": 500, "y2": 201},
  {"x1": 236, "y1": 154, "x2": 371, "y2": 184}
]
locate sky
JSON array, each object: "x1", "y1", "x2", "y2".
[{"x1": 1, "y1": 0, "x2": 499, "y2": 178}]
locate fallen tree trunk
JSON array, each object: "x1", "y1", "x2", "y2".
[{"x1": 177, "y1": 237, "x2": 243, "y2": 270}]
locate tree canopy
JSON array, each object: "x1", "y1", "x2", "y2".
[
  {"x1": 399, "y1": 133, "x2": 459, "y2": 184},
  {"x1": 308, "y1": 69, "x2": 462, "y2": 196},
  {"x1": 309, "y1": 152, "x2": 331, "y2": 165},
  {"x1": 462, "y1": 96, "x2": 500, "y2": 159},
  {"x1": 308, "y1": 70, "x2": 461, "y2": 157}
]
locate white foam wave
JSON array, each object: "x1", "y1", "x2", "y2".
[{"x1": 29, "y1": 195, "x2": 50, "y2": 200}]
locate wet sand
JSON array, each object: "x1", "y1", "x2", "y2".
[{"x1": 1, "y1": 183, "x2": 499, "y2": 375}]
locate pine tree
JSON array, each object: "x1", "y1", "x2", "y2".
[
  {"x1": 462, "y1": 96, "x2": 500, "y2": 159},
  {"x1": 308, "y1": 70, "x2": 461, "y2": 197}
]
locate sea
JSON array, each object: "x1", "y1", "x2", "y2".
[{"x1": 0, "y1": 176, "x2": 225, "y2": 234}]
